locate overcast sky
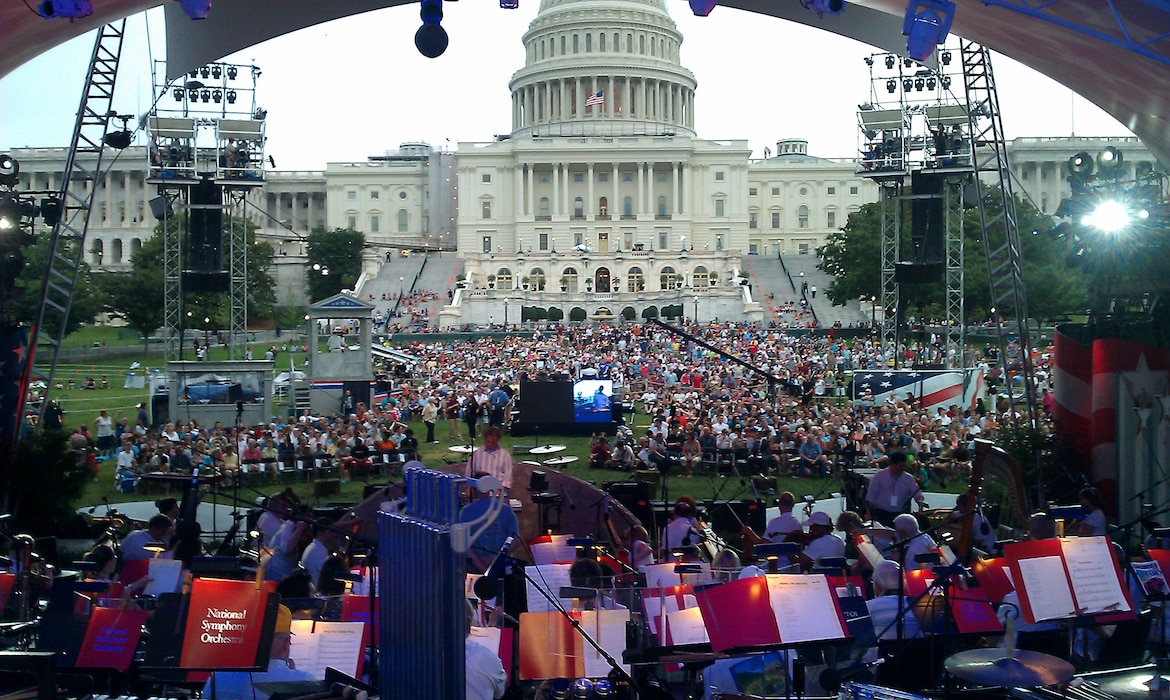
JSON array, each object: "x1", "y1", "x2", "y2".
[{"x1": 0, "y1": 2, "x2": 1135, "y2": 170}]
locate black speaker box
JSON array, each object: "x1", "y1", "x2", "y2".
[
  {"x1": 707, "y1": 499, "x2": 766, "y2": 538},
  {"x1": 911, "y1": 171, "x2": 945, "y2": 261},
  {"x1": 183, "y1": 177, "x2": 227, "y2": 293},
  {"x1": 894, "y1": 261, "x2": 944, "y2": 284},
  {"x1": 606, "y1": 482, "x2": 654, "y2": 532}
]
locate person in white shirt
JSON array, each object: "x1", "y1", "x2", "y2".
[
  {"x1": 866, "y1": 560, "x2": 922, "y2": 641},
  {"x1": 893, "y1": 513, "x2": 937, "y2": 572},
  {"x1": 466, "y1": 603, "x2": 507, "y2": 700},
  {"x1": 799, "y1": 511, "x2": 846, "y2": 570},
  {"x1": 466, "y1": 426, "x2": 513, "y2": 491},
  {"x1": 122, "y1": 515, "x2": 174, "y2": 561}
]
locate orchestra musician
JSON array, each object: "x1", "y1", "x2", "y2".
[
  {"x1": 865, "y1": 451, "x2": 926, "y2": 527},
  {"x1": 797, "y1": 511, "x2": 846, "y2": 571},
  {"x1": 1073, "y1": 486, "x2": 1108, "y2": 536},
  {"x1": 741, "y1": 491, "x2": 801, "y2": 545},
  {"x1": 893, "y1": 513, "x2": 936, "y2": 572},
  {"x1": 662, "y1": 496, "x2": 702, "y2": 561},
  {"x1": 202, "y1": 605, "x2": 315, "y2": 700},
  {"x1": 621, "y1": 525, "x2": 655, "y2": 569}
]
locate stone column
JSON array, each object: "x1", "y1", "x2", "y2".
[
  {"x1": 527, "y1": 163, "x2": 535, "y2": 216},
  {"x1": 515, "y1": 163, "x2": 524, "y2": 216},
  {"x1": 612, "y1": 163, "x2": 619, "y2": 218},
  {"x1": 637, "y1": 162, "x2": 645, "y2": 215},
  {"x1": 553, "y1": 163, "x2": 561, "y2": 215},
  {"x1": 673, "y1": 162, "x2": 680, "y2": 215},
  {"x1": 587, "y1": 162, "x2": 595, "y2": 217},
  {"x1": 681, "y1": 163, "x2": 689, "y2": 215}
]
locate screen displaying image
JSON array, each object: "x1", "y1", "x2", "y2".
[{"x1": 573, "y1": 379, "x2": 613, "y2": 423}]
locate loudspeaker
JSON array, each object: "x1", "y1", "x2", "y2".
[
  {"x1": 894, "y1": 261, "x2": 944, "y2": 284},
  {"x1": 910, "y1": 171, "x2": 945, "y2": 262},
  {"x1": 606, "y1": 482, "x2": 654, "y2": 532},
  {"x1": 707, "y1": 500, "x2": 766, "y2": 538},
  {"x1": 151, "y1": 393, "x2": 170, "y2": 428},
  {"x1": 182, "y1": 177, "x2": 228, "y2": 293}
]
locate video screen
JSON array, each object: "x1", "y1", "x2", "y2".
[
  {"x1": 516, "y1": 381, "x2": 574, "y2": 425},
  {"x1": 573, "y1": 379, "x2": 613, "y2": 423}
]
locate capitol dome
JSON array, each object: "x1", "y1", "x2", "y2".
[{"x1": 508, "y1": 0, "x2": 698, "y2": 138}]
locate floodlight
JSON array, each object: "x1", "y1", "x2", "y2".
[
  {"x1": 173, "y1": 87, "x2": 185, "y2": 101},
  {"x1": 1098, "y1": 147, "x2": 1124, "y2": 176},
  {"x1": 40, "y1": 197, "x2": 63, "y2": 226},
  {"x1": 885, "y1": 55, "x2": 896, "y2": 69},
  {"x1": 914, "y1": 77, "x2": 925, "y2": 91},
  {"x1": 212, "y1": 89, "x2": 222, "y2": 104},
  {"x1": 0, "y1": 154, "x2": 18, "y2": 187},
  {"x1": 226, "y1": 66, "x2": 238, "y2": 80},
  {"x1": 903, "y1": 0, "x2": 955, "y2": 62},
  {"x1": 200, "y1": 66, "x2": 210, "y2": 79},
  {"x1": 200, "y1": 89, "x2": 211, "y2": 103},
  {"x1": 226, "y1": 90, "x2": 237, "y2": 104},
  {"x1": 179, "y1": 0, "x2": 211, "y2": 20},
  {"x1": 940, "y1": 75, "x2": 951, "y2": 89},
  {"x1": 865, "y1": 56, "x2": 874, "y2": 66},
  {"x1": 0, "y1": 195, "x2": 35, "y2": 231},
  {"x1": 902, "y1": 78, "x2": 912, "y2": 92},
  {"x1": 941, "y1": 50, "x2": 952, "y2": 65},
  {"x1": 926, "y1": 76, "x2": 936, "y2": 90},
  {"x1": 1081, "y1": 200, "x2": 1136, "y2": 234},
  {"x1": 1068, "y1": 151, "x2": 1094, "y2": 177},
  {"x1": 886, "y1": 79, "x2": 897, "y2": 93},
  {"x1": 211, "y1": 65, "x2": 222, "y2": 79},
  {"x1": 37, "y1": 0, "x2": 92, "y2": 19},
  {"x1": 104, "y1": 130, "x2": 133, "y2": 150}
]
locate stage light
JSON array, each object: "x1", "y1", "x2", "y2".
[
  {"x1": 1082, "y1": 200, "x2": 1131, "y2": 234},
  {"x1": 941, "y1": 50, "x2": 952, "y2": 65},
  {"x1": 104, "y1": 130, "x2": 133, "y2": 150},
  {"x1": 886, "y1": 79, "x2": 897, "y2": 93},
  {"x1": 211, "y1": 65, "x2": 221, "y2": 79},
  {"x1": 0, "y1": 196, "x2": 34, "y2": 232},
  {"x1": 885, "y1": 55, "x2": 896, "y2": 69},
  {"x1": 40, "y1": 197, "x2": 62, "y2": 226},
  {"x1": 805, "y1": 0, "x2": 844, "y2": 16},
  {"x1": 864, "y1": 56, "x2": 874, "y2": 66},
  {"x1": 914, "y1": 77, "x2": 925, "y2": 91},
  {"x1": 226, "y1": 90, "x2": 237, "y2": 104},
  {"x1": 689, "y1": 0, "x2": 717, "y2": 16},
  {"x1": 201, "y1": 89, "x2": 212, "y2": 103},
  {"x1": 415, "y1": 0, "x2": 448, "y2": 57},
  {"x1": 902, "y1": 78, "x2": 912, "y2": 92},
  {"x1": 940, "y1": 75, "x2": 951, "y2": 89},
  {"x1": 226, "y1": 66, "x2": 238, "y2": 80},
  {"x1": 904, "y1": 58, "x2": 914, "y2": 68},
  {"x1": 1098, "y1": 146, "x2": 1124, "y2": 176},
  {"x1": 173, "y1": 87, "x2": 185, "y2": 101},
  {"x1": 189, "y1": 70, "x2": 199, "y2": 79},
  {"x1": 0, "y1": 155, "x2": 18, "y2": 188},
  {"x1": 200, "y1": 66, "x2": 210, "y2": 79},
  {"x1": 179, "y1": 0, "x2": 211, "y2": 19},
  {"x1": 1068, "y1": 151, "x2": 1094, "y2": 177},
  {"x1": 926, "y1": 76, "x2": 936, "y2": 90},
  {"x1": 212, "y1": 89, "x2": 222, "y2": 104},
  {"x1": 37, "y1": 0, "x2": 92, "y2": 19},
  {"x1": 903, "y1": 0, "x2": 955, "y2": 62}
]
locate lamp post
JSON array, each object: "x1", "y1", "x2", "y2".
[
  {"x1": 203, "y1": 316, "x2": 211, "y2": 354},
  {"x1": 693, "y1": 295, "x2": 699, "y2": 324},
  {"x1": 503, "y1": 299, "x2": 509, "y2": 329},
  {"x1": 399, "y1": 275, "x2": 405, "y2": 299},
  {"x1": 869, "y1": 295, "x2": 877, "y2": 327}
]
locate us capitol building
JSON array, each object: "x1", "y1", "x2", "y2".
[{"x1": 3, "y1": 0, "x2": 1155, "y2": 326}]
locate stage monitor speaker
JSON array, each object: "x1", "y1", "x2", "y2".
[
  {"x1": 151, "y1": 393, "x2": 169, "y2": 428},
  {"x1": 182, "y1": 177, "x2": 228, "y2": 293},
  {"x1": 894, "y1": 261, "x2": 944, "y2": 284},
  {"x1": 606, "y1": 482, "x2": 654, "y2": 532},
  {"x1": 149, "y1": 195, "x2": 173, "y2": 221},
  {"x1": 911, "y1": 171, "x2": 945, "y2": 261}
]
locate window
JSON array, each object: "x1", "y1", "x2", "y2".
[
  {"x1": 657, "y1": 196, "x2": 667, "y2": 216},
  {"x1": 599, "y1": 172, "x2": 608, "y2": 182},
  {"x1": 660, "y1": 265, "x2": 678, "y2": 289},
  {"x1": 573, "y1": 197, "x2": 584, "y2": 218},
  {"x1": 482, "y1": 173, "x2": 491, "y2": 183},
  {"x1": 399, "y1": 190, "x2": 407, "y2": 199},
  {"x1": 850, "y1": 186, "x2": 859, "y2": 195},
  {"x1": 370, "y1": 190, "x2": 380, "y2": 199},
  {"x1": 599, "y1": 196, "x2": 609, "y2": 217},
  {"x1": 623, "y1": 172, "x2": 633, "y2": 182},
  {"x1": 574, "y1": 232, "x2": 583, "y2": 246},
  {"x1": 562, "y1": 267, "x2": 579, "y2": 292},
  {"x1": 798, "y1": 243, "x2": 810, "y2": 254},
  {"x1": 658, "y1": 231, "x2": 667, "y2": 250},
  {"x1": 800, "y1": 187, "x2": 808, "y2": 195},
  {"x1": 749, "y1": 212, "x2": 758, "y2": 229},
  {"x1": 370, "y1": 214, "x2": 380, "y2": 232},
  {"x1": 692, "y1": 266, "x2": 709, "y2": 288},
  {"x1": 561, "y1": 35, "x2": 566, "y2": 54},
  {"x1": 749, "y1": 187, "x2": 757, "y2": 196},
  {"x1": 715, "y1": 198, "x2": 725, "y2": 216},
  {"x1": 497, "y1": 268, "x2": 513, "y2": 290},
  {"x1": 639, "y1": 35, "x2": 645, "y2": 54},
  {"x1": 1040, "y1": 192, "x2": 1049, "y2": 213},
  {"x1": 623, "y1": 196, "x2": 633, "y2": 218},
  {"x1": 348, "y1": 215, "x2": 357, "y2": 230},
  {"x1": 827, "y1": 186, "x2": 836, "y2": 195},
  {"x1": 539, "y1": 232, "x2": 549, "y2": 250},
  {"x1": 749, "y1": 243, "x2": 758, "y2": 255},
  {"x1": 586, "y1": 34, "x2": 592, "y2": 52},
  {"x1": 347, "y1": 190, "x2": 356, "y2": 200},
  {"x1": 715, "y1": 171, "x2": 725, "y2": 181},
  {"x1": 482, "y1": 236, "x2": 492, "y2": 253},
  {"x1": 827, "y1": 211, "x2": 836, "y2": 228},
  {"x1": 628, "y1": 266, "x2": 644, "y2": 292},
  {"x1": 530, "y1": 267, "x2": 547, "y2": 290},
  {"x1": 482, "y1": 200, "x2": 492, "y2": 219},
  {"x1": 397, "y1": 209, "x2": 408, "y2": 232},
  {"x1": 657, "y1": 172, "x2": 667, "y2": 181},
  {"x1": 771, "y1": 212, "x2": 781, "y2": 229},
  {"x1": 539, "y1": 174, "x2": 550, "y2": 183},
  {"x1": 572, "y1": 172, "x2": 583, "y2": 183},
  {"x1": 539, "y1": 197, "x2": 550, "y2": 218},
  {"x1": 772, "y1": 187, "x2": 780, "y2": 196},
  {"x1": 573, "y1": 34, "x2": 579, "y2": 53},
  {"x1": 1041, "y1": 168, "x2": 1048, "y2": 180},
  {"x1": 601, "y1": 33, "x2": 607, "y2": 51},
  {"x1": 798, "y1": 205, "x2": 809, "y2": 228}
]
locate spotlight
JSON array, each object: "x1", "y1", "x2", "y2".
[
  {"x1": 211, "y1": 65, "x2": 222, "y2": 79},
  {"x1": 914, "y1": 77, "x2": 925, "y2": 91},
  {"x1": 104, "y1": 130, "x2": 133, "y2": 150},
  {"x1": 1098, "y1": 146, "x2": 1124, "y2": 176},
  {"x1": 200, "y1": 89, "x2": 211, "y2": 103},
  {"x1": 36, "y1": 0, "x2": 92, "y2": 18},
  {"x1": 179, "y1": 0, "x2": 211, "y2": 20},
  {"x1": 1068, "y1": 151, "x2": 1094, "y2": 177},
  {"x1": 1082, "y1": 200, "x2": 1131, "y2": 234},
  {"x1": 226, "y1": 66, "x2": 238, "y2": 80},
  {"x1": 212, "y1": 89, "x2": 222, "y2": 104},
  {"x1": 886, "y1": 79, "x2": 897, "y2": 93},
  {"x1": 415, "y1": 0, "x2": 449, "y2": 56},
  {"x1": 865, "y1": 56, "x2": 874, "y2": 66},
  {"x1": 926, "y1": 76, "x2": 936, "y2": 90},
  {"x1": 253, "y1": 108, "x2": 268, "y2": 120},
  {"x1": 226, "y1": 90, "x2": 237, "y2": 104},
  {"x1": 200, "y1": 66, "x2": 210, "y2": 79},
  {"x1": 0, "y1": 195, "x2": 35, "y2": 231},
  {"x1": 189, "y1": 70, "x2": 199, "y2": 79},
  {"x1": 902, "y1": 78, "x2": 912, "y2": 92},
  {"x1": 941, "y1": 50, "x2": 952, "y2": 65},
  {"x1": 904, "y1": 58, "x2": 914, "y2": 68},
  {"x1": 940, "y1": 75, "x2": 951, "y2": 89},
  {"x1": 0, "y1": 155, "x2": 19, "y2": 187},
  {"x1": 173, "y1": 87, "x2": 185, "y2": 101},
  {"x1": 689, "y1": 0, "x2": 717, "y2": 15},
  {"x1": 40, "y1": 197, "x2": 62, "y2": 226},
  {"x1": 903, "y1": 0, "x2": 955, "y2": 62},
  {"x1": 885, "y1": 55, "x2": 896, "y2": 69}
]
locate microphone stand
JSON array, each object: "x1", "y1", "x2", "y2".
[{"x1": 885, "y1": 510, "x2": 973, "y2": 642}]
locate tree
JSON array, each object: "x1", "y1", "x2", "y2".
[
  {"x1": 6, "y1": 232, "x2": 103, "y2": 337},
  {"x1": 4, "y1": 428, "x2": 93, "y2": 535},
  {"x1": 548, "y1": 307, "x2": 564, "y2": 322},
  {"x1": 569, "y1": 307, "x2": 587, "y2": 322},
  {"x1": 306, "y1": 228, "x2": 365, "y2": 302}
]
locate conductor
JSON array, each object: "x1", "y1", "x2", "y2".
[{"x1": 864, "y1": 451, "x2": 925, "y2": 527}]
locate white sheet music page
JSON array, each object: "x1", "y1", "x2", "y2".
[
  {"x1": 1061, "y1": 536, "x2": 1130, "y2": 614},
  {"x1": 580, "y1": 610, "x2": 630, "y2": 678},
  {"x1": 665, "y1": 607, "x2": 710, "y2": 646},
  {"x1": 1017, "y1": 556, "x2": 1075, "y2": 622},
  {"x1": 524, "y1": 563, "x2": 575, "y2": 613},
  {"x1": 765, "y1": 574, "x2": 847, "y2": 644}
]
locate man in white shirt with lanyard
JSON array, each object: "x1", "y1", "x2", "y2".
[
  {"x1": 466, "y1": 425, "x2": 513, "y2": 491},
  {"x1": 864, "y1": 451, "x2": 925, "y2": 527}
]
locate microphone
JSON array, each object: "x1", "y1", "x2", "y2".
[
  {"x1": 88, "y1": 494, "x2": 110, "y2": 514},
  {"x1": 473, "y1": 535, "x2": 516, "y2": 600},
  {"x1": 819, "y1": 658, "x2": 887, "y2": 692}
]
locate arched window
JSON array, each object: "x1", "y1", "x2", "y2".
[
  {"x1": 628, "y1": 266, "x2": 644, "y2": 293},
  {"x1": 529, "y1": 267, "x2": 547, "y2": 291},
  {"x1": 622, "y1": 196, "x2": 633, "y2": 218},
  {"x1": 539, "y1": 197, "x2": 550, "y2": 219},
  {"x1": 692, "y1": 266, "x2": 709, "y2": 289},
  {"x1": 112, "y1": 238, "x2": 124, "y2": 263},
  {"x1": 574, "y1": 197, "x2": 584, "y2": 218},
  {"x1": 496, "y1": 268, "x2": 513, "y2": 291},
  {"x1": 612, "y1": 33, "x2": 618, "y2": 51},
  {"x1": 130, "y1": 238, "x2": 142, "y2": 257},
  {"x1": 626, "y1": 33, "x2": 633, "y2": 52},
  {"x1": 660, "y1": 265, "x2": 680, "y2": 290},
  {"x1": 639, "y1": 35, "x2": 645, "y2": 54},
  {"x1": 91, "y1": 238, "x2": 104, "y2": 265},
  {"x1": 560, "y1": 35, "x2": 566, "y2": 55},
  {"x1": 561, "y1": 267, "x2": 579, "y2": 293},
  {"x1": 598, "y1": 196, "x2": 609, "y2": 217},
  {"x1": 573, "y1": 34, "x2": 579, "y2": 53},
  {"x1": 397, "y1": 209, "x2": 409, "y2": 232},
  {"x1": 650, "y1": 37, "x2": 656, "y2": 56},
  {"x1": 657, "y1": 196, "x2": 667, "y2": 217},
  {"x1": 798, "y1": 204, "x2": 809, "y2": 229}
]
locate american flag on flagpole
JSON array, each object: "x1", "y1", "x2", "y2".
[{"x1": 585, "y1": 90, "x2": 605, "y2": 107}]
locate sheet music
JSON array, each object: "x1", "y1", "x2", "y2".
[
  {"x1": 765, "y1": 575, "x2": 847, "y2": 644},
  {"x1": 665, "y1": 607, "x2": 710, "y2": 646},
  {"x1": 642, "y1": 592, "x2": 695, "y2": 635},
  {"x1": 1018, "y1": 555, "x2": 1075, "y2": 621},
  {"x1": 639, "y1": 563, "x2": 682, "y2": 589},
  {"x1": 287, "y1": 620, "x2": 365, "y2": 679},
  {"x1": 1061, "y1": 537, "x2": 1130, "y2": 614},
  {"x1": 348, "y1": 568, "x2": 369, "y2": 596},
  {"x1": 525, "y1": 563, "x2": 575, "y2": 613},
  {"x1": 143, "y1": 558, "x2": 183, "y2": 597},
  {"x1": 531, "y1": 540, "x2": 576, "y2": 565},
  {"x1": 581, "y1": 610, "x2": 629, "y2": 678}
]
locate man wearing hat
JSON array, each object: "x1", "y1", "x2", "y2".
[
  {"x1": 797, "y1": 511, "x2": 845, "y2": 571},
  {"x1": 202, "y1": 605, "x2": 315, "y2": 700}
]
